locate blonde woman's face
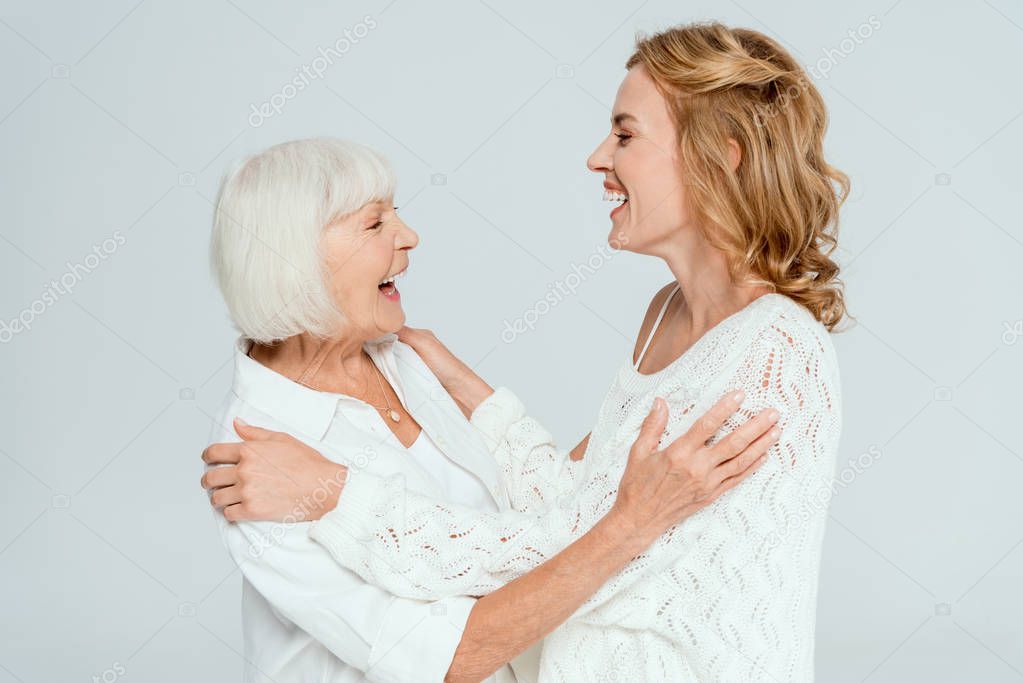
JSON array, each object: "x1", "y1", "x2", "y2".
[
  {"x1": 321, "y1": 197, "x2": 418, "y2": 339},
  {"x1": 587, "y1": 65, "x2": 693, "y2": 255}
]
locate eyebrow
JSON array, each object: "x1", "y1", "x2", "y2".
[{"x1": 612, "y1": 112, "x2": 637, "y2": 126}]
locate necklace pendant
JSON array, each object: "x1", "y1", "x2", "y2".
[{"x1": 388, "y1": 409, "x2": 401, "y2": 423}]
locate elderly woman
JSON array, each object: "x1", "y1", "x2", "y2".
[{"x1": 202, "y1": 137, "x2": 777, "y2": 682}]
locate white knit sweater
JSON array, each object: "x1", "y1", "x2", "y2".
[{"x1": 310, "y1": 293, "x2": 842, "y2": 682}]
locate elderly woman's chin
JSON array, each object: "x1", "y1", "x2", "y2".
[
  {"x1": 377, "y1": 306, "x2": 406, "y2": 336},
  {"x1": 369, "y1": 289, "x2": 406, "y2": 336}
]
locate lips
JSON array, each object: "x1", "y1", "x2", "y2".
[
  {"x1": 603, "y1": 182, "x2": 628, "y2": 220},
  {"x1": 377, "y1": 265, "x2": 406, "y2": 302},
  {"x1": 378, "y1": 265, "x2": 408, "y2": 286},
  {"x1": 378, "y1": 281, "x2": 400, "y2": 302}
]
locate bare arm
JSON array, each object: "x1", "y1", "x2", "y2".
[{"x1": 445, "y1": 509, "x2": 647, "y2": 682}]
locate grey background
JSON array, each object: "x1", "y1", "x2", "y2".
[{"x1": 2, "y1": 0, "x2": 1021, "y2": 681}]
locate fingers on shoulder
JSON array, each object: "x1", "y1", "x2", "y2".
[{"x1": 202, "y1": 441, "x2": 243, "y2": 465}]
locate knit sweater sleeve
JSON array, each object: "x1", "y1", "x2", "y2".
[
  {"x1": 467, "y1": 386, "x2": 590, "y2": 513},
  {"x1": 306, "y1": 383, "x2": 626, "y2": 601},
  {"x1": 307, "y1": 446, "x2": 620, "y2": 600}
]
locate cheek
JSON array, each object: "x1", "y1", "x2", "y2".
[
  {"x1": 632, "y1": 151, "x2": 687, "y2": 214},
  {"x1": 323, "y1": 239, "x2": 375, "y2": 305}
]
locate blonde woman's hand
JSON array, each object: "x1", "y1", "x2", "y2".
[
  {"x1": 201, "y1": 419, "x2": 347, "y2": 523},
  {"x1": 397, "y1": 325, "x2": 494, "y2": 417}
]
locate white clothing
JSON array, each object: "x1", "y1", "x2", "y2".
[
  {"x1": 310, "y1": 293, "x2": 842, "y2": 681},
  {"x1": 207, "y1": 335, "x2": 540, "y2": 682},
  {"x1": 408, "y1": 429, "x2": 499, "y2": 513}
]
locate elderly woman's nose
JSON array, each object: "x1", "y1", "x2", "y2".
[{"x1": 397, "y1": 221, "x2": 419, "y2": 250}]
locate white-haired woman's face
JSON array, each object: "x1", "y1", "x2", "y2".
[{"x1": 322, "y1": 197, "x2": 418, "y2": 338}]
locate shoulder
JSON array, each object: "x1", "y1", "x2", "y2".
[
  {"x1": 752, "y1": 295, "x2": 835, "y2": 357},
  {"x1": 742, "y1": 294, "x2": 841, "y2": 394},
  {"x1": 632, "y1": 281, "x2": 679, "y2": 359}
]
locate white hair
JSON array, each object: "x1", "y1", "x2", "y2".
[{"x1": 210, "y1": 137, "x2": 396, "y2": 343}]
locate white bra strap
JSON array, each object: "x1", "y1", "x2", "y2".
[{"x1": 634, "y1": 283, "x2": 681, "y2": 369}]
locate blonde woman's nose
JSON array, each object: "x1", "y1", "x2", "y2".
[{"x1": 587, "y1": 135, "x2": 615, "y2": 173}]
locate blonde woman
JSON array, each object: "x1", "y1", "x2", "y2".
[{"x1": 205, "y1": 22, "x2": 847, "y2": 682}]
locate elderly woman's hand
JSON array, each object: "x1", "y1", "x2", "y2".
[
  {"x1": 201, "y1": 419, "x2": 347, "y2": 522},
  {"x1": 398, "y1": 325, "x2": 494, "y2": 418},
  {"x1": 605, "y1": 390, "x2": 780, "y2": 548}
]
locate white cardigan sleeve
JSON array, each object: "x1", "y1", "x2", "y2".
[
  {"x1": 308, "y1": 423, "x2": 620, "y2": 600},
  {"x1": 466, "y1": 386, "x2": 590, "y2": 513},
  {"x1": 310, "y1": 313, "x2": 840, "y2": 619}
]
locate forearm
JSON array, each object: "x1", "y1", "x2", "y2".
[
  {"x1": 445, "y1": 511, "x2": 650, "y2": 683},
  {"x1": 445, "y1": 368, "x2": 495, "y2": 419}
]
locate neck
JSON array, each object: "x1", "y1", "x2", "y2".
[
  {"x1": 661, "y1": 231, "x2": 772, "y2": 333},
  {"x1": 250, "y1": 328, "x2": 373, "y2": 391}
]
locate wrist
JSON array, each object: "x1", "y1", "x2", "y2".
[
  {"x1": 307, "y1": 463, "x2": 347, "y2": 521},
  {"x1": 596, "y1": 508, "x2": 657, "y2": 558},
  {"x1": 448, "y1": 371, "x2": 494, "y2": 415}
]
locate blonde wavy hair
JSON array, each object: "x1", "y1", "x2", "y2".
[{"x1": 627, "y1": 22, "x2": 850, "y2": 330}]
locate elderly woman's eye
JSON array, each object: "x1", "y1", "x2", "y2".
[{"x1": 369, "y1": 220, "x2": 384, "y2": 230}]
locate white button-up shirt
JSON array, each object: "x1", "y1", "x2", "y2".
[{"x1": 207, "y1": 334, "x2": 539, "y2": 683}]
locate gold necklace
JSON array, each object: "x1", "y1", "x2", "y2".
[
  {"x1": 368, "y1": 363, "x2": 402, "y2": 423},
  {"x1": 292, "y1": 343, "x2": 398, "y2": 423}
]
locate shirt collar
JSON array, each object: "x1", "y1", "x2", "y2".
[{"x1": 230, "y1": 335, "x2": 400, "y2": 441}]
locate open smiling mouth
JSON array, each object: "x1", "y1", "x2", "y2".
[
  {"x1": 603, "y1": 189, "x2": 629, "y2": 218},
  {"x1": 377, "y1": 266, "x2": 407, "y2": 301}
]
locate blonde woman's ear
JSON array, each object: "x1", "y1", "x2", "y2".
[{"x1": 727, "y1": 138, "x2": 742, "y2": 172}]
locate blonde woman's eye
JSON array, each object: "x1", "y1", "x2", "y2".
[{"x1": 615, "y1": 133, "x2": 632, "y2": 145}]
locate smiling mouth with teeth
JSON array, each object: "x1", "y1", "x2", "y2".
[
  {"x1": 603, "y1": 189, "x2": 629, "y2": 218},
  {"x1": 378, "y1": 266, "x2": 407, "y2": 302}
]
